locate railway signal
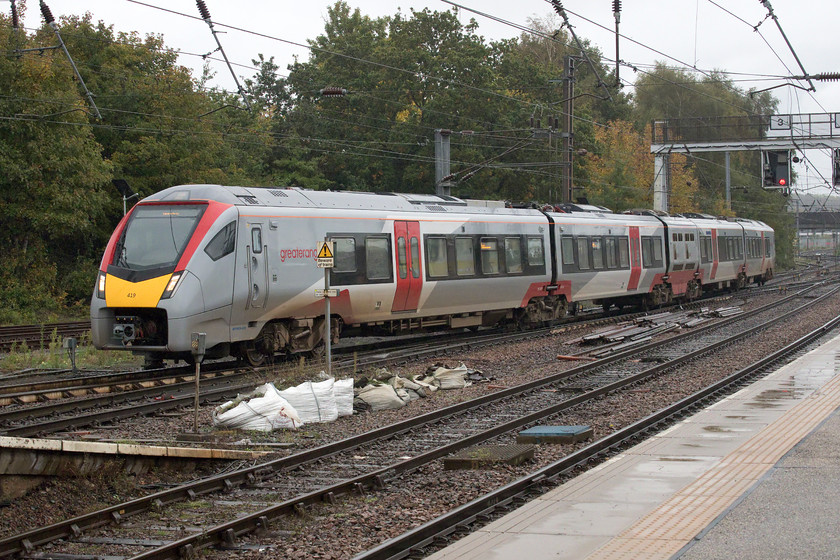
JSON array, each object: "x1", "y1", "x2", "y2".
[
  {"x1": 833, "y1": 148, "x2": 840, "y2": 186},
  {"x1": 762, "y1": 150, "x2": 790, "y2": 191}
]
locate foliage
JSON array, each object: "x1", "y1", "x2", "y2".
[
  {"x1": 0, "y1": 3, "x2": 800, "y2": 322},
  {"x1": 0, "y1": 15, "x2": 112, "y2": 319},
  {"x1": 0, "y1": 331, "x2": 141, "y2": 372}
]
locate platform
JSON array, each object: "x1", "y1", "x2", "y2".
[{"x1": 427, "y1": 331, "x2": 840, "y2": 560}]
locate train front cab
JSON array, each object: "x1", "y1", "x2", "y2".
[{"x1": 91, "y1": 199, "x2": 237, "y2": 365}]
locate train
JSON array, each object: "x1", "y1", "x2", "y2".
[{"x1": 90, "y1": 184, "x2": 775, "y2": 367}]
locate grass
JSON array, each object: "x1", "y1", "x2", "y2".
[{"x1": 0, "y1": 330, "x2": 142, "y2": 372}]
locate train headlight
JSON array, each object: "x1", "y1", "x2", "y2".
[
  {"x1": 160, "y1": 271, "x2": 184, "y2": 299},
  {"x1": 96, "y1": 272, "x2": 106, "y2": 299}
]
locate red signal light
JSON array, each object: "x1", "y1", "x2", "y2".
[{"x1": 779, "y1": 178, "x2": 787, "y2": 186}]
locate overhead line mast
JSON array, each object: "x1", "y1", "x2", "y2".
[
  {"x1": 758, "y1": 0, "x2": 816, "y2": 92},
  {"x1": 613, "y1": 0, "x2": 621, "y2": 88},
  {"x1": 548, "y1": 0, "x2": 613, "y2": 103},
  {"x1": 195, "y1": 0, "x2": 252, "y2": 112},
  {"x1": 36, "y1": 1, "x2": 102, "y2": 119}
]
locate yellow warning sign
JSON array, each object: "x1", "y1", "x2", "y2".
[
  {"x1": 317, "y1": 242, "x2": 334, "y2": 259},
  {"x1": 316, "y1": 241, "x2": 334, "y2": 268}
]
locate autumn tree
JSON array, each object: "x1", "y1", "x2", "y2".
[{"x1": 580, "y1": 121, "x2": 699, "y2": 213}]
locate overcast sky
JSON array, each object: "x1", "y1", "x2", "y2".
[{"x1": 17, "y1": 0, "x2": 839, "y2": 192}]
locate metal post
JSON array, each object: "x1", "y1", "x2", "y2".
[
  {"x1": 190, "y1": 332, "x2": 206, "y2": 433},
  {"x1": 324, "y1": 239, "x2": 332, "y2": 377},
  {"x1": 193, "y1": 361, "x2": 201, "y2": 432},
  {"x1": 725, "y1": 151, "x2": 731, "y2": 211},
  {"x1": 562, "y1": 56, "x2": 575, "y2": 203},
  {"x1": 435, "y1": 129, "x2": 452, "y2": 196},
  {"x1": 653, "y1": 153, "x2": 670, "y2": 213}
]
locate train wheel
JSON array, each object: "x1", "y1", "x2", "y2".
[
  {"x1": 308, "y1": 341, "x2": 326, "y2": 360},
  {"x1": 143, "y1": 354, "x2": 166, "y2": 370},
  {"x1": 242, "y1": 343, "x2": 267, "y2": 367}
]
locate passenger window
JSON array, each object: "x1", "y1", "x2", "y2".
[
  {"x1": 642, "y1": 236, "x2": 663, "y2": 268},
  {"x1": 480, "y1": 238, "x2": 500, "y2": 275},
  {"x1": 204, "y1": 222, "x2": 236, "y2": 261},
  {"x1": 577, "y1": 237, "x2": 590, "y2": 270},
  {"x1": 365, "y1": 237, "x2": 390, "y2": 280},
  {"x1": 618, "y1": 238, "x2": 629, "y2": 268},
  {"x1": 333, "y1": 237, "x2": 356, "y2": 272},
  {"x1": 561, "y1": 237, "x2": 575, "y2": 267},
  {"x1": 397, "y1": 237, "x2": 407, "y2": 279},
  {"x1": 455, "y1": 237, "x2": 475, "y2": 276},
  {"x1": 606, "y1": 238, "x2": 618, "y2": 269},
  {"x1": 700, "y1": 236, "x2": 708, "y2": 262},
  {"x1": 652, "y1": 237, "x2": 663, "y2": 263},
  {"x1": 410, "y1": 238, "x2": 420, "y2": 278},
  {"x1": 527, "y1": 237, "x2": 545, "y2": 266},
  {"x1": 251, "y1": 227, "x2": 262, "y2": 254},
  {"x1": 427, "y1": 237, "x2": 448, "y2": 278},
  {"x1": 505, "y1": 238, "x2": 523, "y2": 273},
  {"x1": 591, "y1": 238, "x2": 604, "y2": 269}
]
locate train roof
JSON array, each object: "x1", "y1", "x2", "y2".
[
  {"x1": 141, "y1": 185, "x2": 771, "y2": 230},
  {"x1": 143, "y1": 184, "x2": 541, "y2": 216}
]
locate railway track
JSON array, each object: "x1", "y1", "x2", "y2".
[
  {"x1": 0, "y1": 280, "x2": 768, "y2": 398},
  {"x1": 0, "y1": 281, "x2": 835, "y2": 559},
  {"x1": 0, "y1": 320, "x2": 90, "y2": 353},
  {"x1": 359, "y1": 301, "x2": 840, "y2": 560},
  {"x1": 0, "y1": 287, "x2": 767, "y2": 438}
]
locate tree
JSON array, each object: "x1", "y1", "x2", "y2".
[
  {"x1": 581, "y1": 121, "x2": 699, "y2": 213},
  {"x1": 0, "y1": 13, "x2": 112, "y2": 316}
]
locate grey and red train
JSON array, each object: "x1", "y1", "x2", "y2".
[{"x1": 90, "y1": 185, "x2": 775, "y2": 366}]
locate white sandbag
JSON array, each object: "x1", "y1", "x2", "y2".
[
  {"x1": 212, "y1": 383, "x2": 302, "y2": 431},
  {"x1": 410, "y1": 376, "x2": 438, "y2": 394},
  {"x1": 389, "y1": 375, "x2": 422, "y2": 392},
  {"x1": 280, "y1": 378, "x2": 338, "y2": 423},
  {"x1": 355, "y1": 383, "x2": 406, "y2": 411},
  {"x1": 422, "y1": 363, "x2": 472, "y2": 390},
  {"x1": 334, "y1": 378, "x2": 354, "y2": 417}
]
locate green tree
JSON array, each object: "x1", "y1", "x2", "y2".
[{"x1": 0, "y1": 13, "x2": 111, "y2": 317}]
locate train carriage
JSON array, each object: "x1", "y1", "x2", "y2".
[
  {"x1": 92, "y1": 185, "x2": 559, "y2": 366},
  {"x1": 91, "y1": 184, "x2": 775, "y2": 366},
  {"x1": 682, "y1": 214, "x2": 775, "y2": 292},
  {"x1": 549, "y1": 208, "x2": 669, "y2": 309}
]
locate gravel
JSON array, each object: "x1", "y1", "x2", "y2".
[{"x1": 1, "y1": 288, "x2": 837, "y2": 559}]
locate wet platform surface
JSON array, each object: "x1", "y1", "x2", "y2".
[{"x1": 427, "y1": 332, "x2": 840, "y2": 560}]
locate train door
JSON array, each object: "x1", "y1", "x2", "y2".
[
  {"x1": 392, "y1": 220, "x2": 422, "y2": 312},
  {"x1": 627, "y1": 226, "x2": 642, "y2": 290},
  {"x1": 246, "y1": 223, "x2": 268, "y2": 309},
  {"x1": 710, "y1": 229, "x2": 719, "y2": 280}
]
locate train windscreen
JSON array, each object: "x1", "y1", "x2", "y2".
[{"x1": 113, "y1": 204, "x2": 205, "y2": 271}]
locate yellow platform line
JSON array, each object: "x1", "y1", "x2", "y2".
[{"x1": 587, "y1": 372, "x2": 840, "y2": 560}]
